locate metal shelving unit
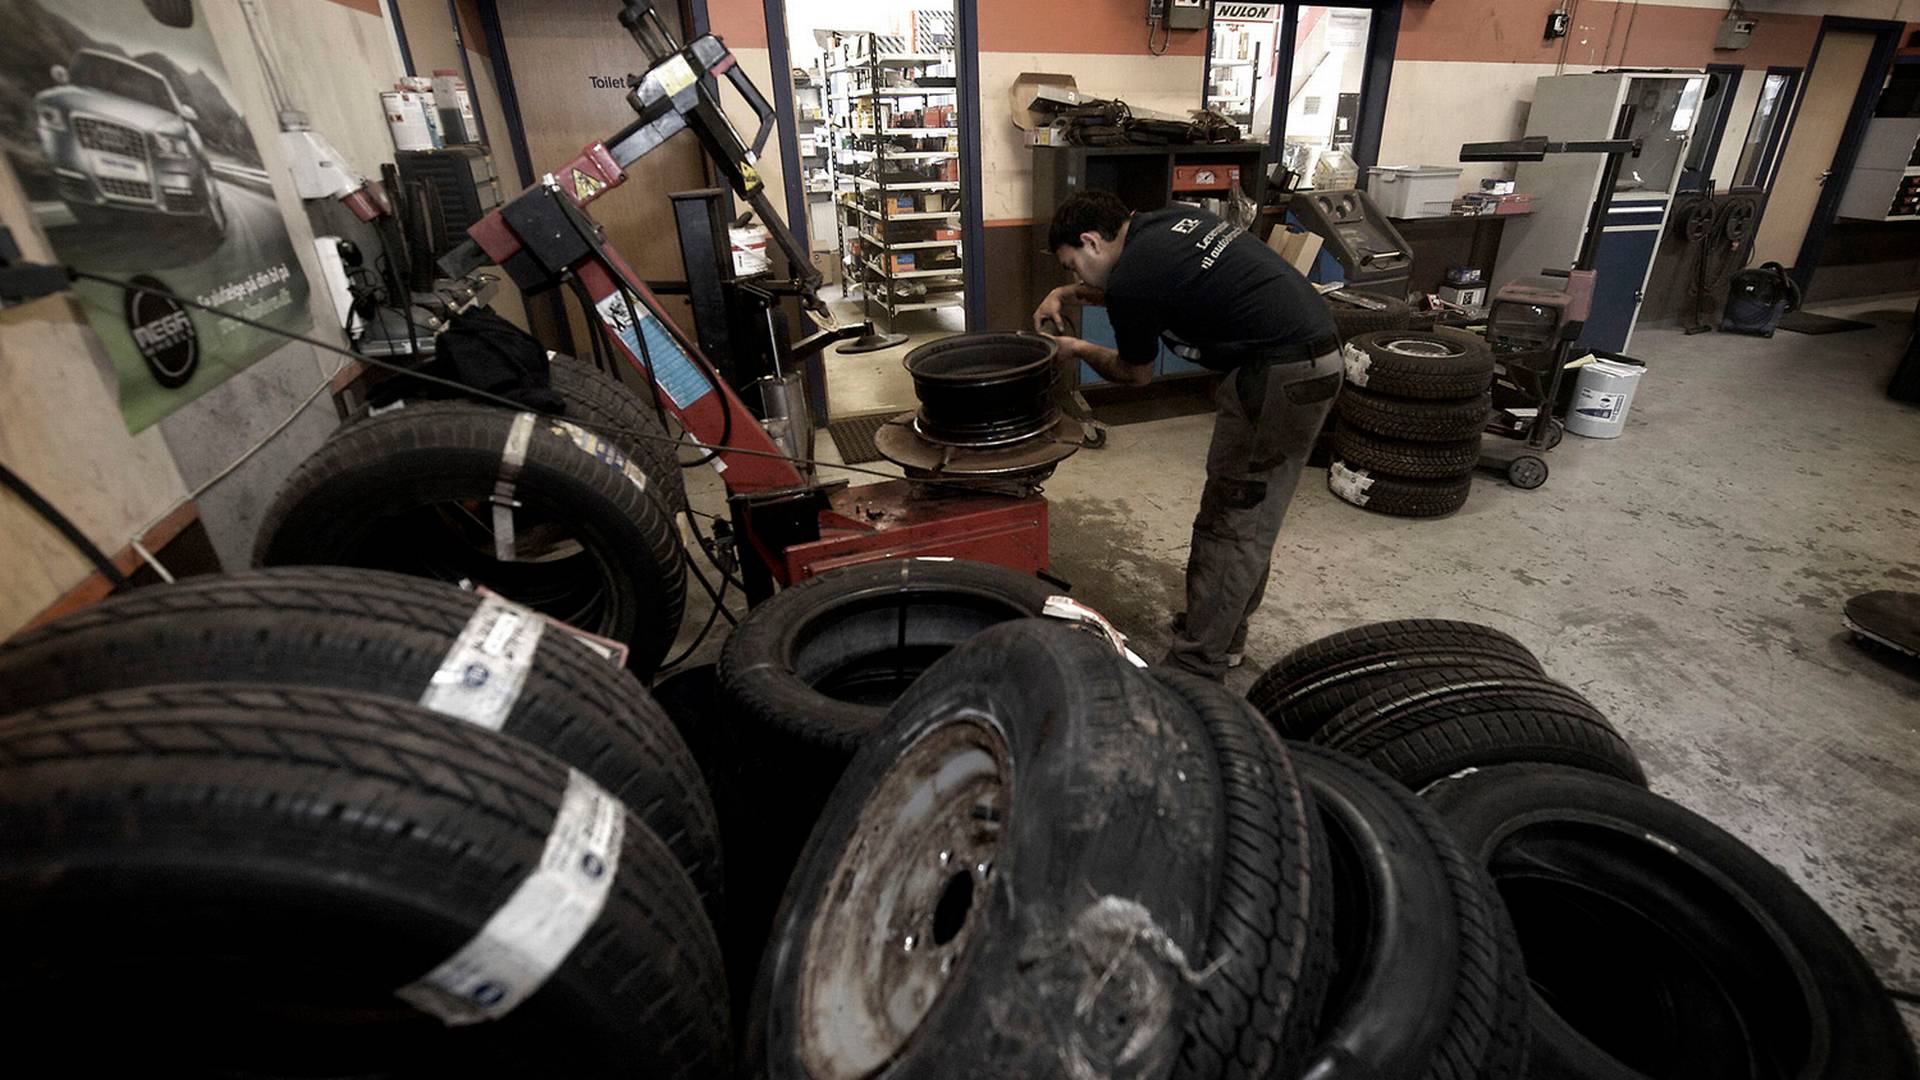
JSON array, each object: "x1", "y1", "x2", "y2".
[
  {"x1": 821, "y1": 30, "x2": 965, "y2": 326},
  {"x1": 1206, "y1": 44, "x2": 1261, "y2": 128}
]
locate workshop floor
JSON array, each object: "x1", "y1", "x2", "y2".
[{"x1": 676, "y1": 294, "x2": 1920, "y2": 1024}]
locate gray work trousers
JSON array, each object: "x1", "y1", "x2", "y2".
[{"x1": 1162, "y1": 347, "x2": 1343, "y2": 679}]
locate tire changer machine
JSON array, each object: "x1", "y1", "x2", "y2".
[{"x1": 440, "y1": 1, "x2": 1076, "y2": 601}]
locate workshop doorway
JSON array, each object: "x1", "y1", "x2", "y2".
[
  {"x1": 1202, "y1": 1, "x2": 1400, "y2": 186},
  {"x1": 771, "y1": 1, "x2": 981, "y2": 332}
]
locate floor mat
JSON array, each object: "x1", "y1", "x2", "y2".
[
  {"x1": 826, "y1": 411, "x2": 901, "y2": 465},
  {"x1": 1778, "y1": 311, "x2": 1875, "y2": 335}
]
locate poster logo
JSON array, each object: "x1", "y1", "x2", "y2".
[{"x1": 124, "y1": 274, "x2": 198, "y2": 388}]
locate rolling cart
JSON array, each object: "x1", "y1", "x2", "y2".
[{"x1": 1459, "y1": 115, "x2": 1639, "y2": 490}]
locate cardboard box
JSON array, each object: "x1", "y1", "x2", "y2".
[
  {"x1": 886, "y1": 195, "x2": 917, "y2": 214},
  {"x1": 887, "y1": 253, "x2": 918, "y2": 272},
  {"x1": 1010, "y1": 73, "x2": 1081, "y2": 131},
  {"x1": 1265, "y1": 227, "x2": 1324, "y2": 276},
  {"x1": 1025, "y1": 125, "x2": 1072, "y2": 147},
  {"x1": 922, "y1": 192, "x2": 946, "y2": 212},
  {"x1": 934, "y1": 226, "x2": 962, "y2": 240}
]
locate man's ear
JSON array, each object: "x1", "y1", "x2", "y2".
[{"x1": 1080, "y1": 230, "x2": 1104, "y2": 253}]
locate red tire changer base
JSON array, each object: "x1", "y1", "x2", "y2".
[{"x1": 441, "y1": 2, "x2": 1050, "y2": 600}]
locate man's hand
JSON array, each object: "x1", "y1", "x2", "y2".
[
  {"x1": 1045, "y1": 334, "x2": 1151, "y2": 386},
  {"x1": 1046, "y1": 334, "x2": 1088, "y2": 361},
  {"x1": 1032, "y1": 286, "x2": 1069, "y2": 333}
]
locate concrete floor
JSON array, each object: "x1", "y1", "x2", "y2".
[{"x1": 675, "y1": 294, "x2": 1920, "y2": 1026}]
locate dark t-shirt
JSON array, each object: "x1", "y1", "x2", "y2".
[{"x1": 1103, "y1": 206, "x2": 1335, "y2": 371}]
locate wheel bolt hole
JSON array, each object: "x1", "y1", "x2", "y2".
[{"x1": 930, "y1": 869, "x2": 974, "y2": 946}]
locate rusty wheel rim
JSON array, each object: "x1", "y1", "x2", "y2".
[{"x1": 796, "y1": 717, "x2": 1010, "y2": 1079}]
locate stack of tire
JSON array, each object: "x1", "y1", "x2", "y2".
[
  {"x1": 677, "y1": 563, "x2": 1918, "y2": 1079},
  {"x1": 254, "y1": 358, "x2": 690, "y2": 678},
  {"x1": 1325, "y1": 291, "x2": 1412, "y2": 341},
  {"x1": 0, "y1": 568, "x2": 732, "y2": 1074},
  {"x1": 1330, "y1": 328, "x2": 1496, "y2": 518}
]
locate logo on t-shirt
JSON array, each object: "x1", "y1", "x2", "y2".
[{"x1": 1169, "y1": 217, "x2": 1203, "y2": 234}]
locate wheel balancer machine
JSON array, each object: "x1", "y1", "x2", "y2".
[{"x1": 441, "y1": 1, "x2": 1050, "y2": 600}]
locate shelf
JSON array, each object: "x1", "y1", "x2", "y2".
[
  {"x1": 1211, "y1": 58, "x2": 1255, "y2": 67},
  {"x1": 882, "y1": 127, "x2": 958, "y2": 137},
  {"x1": 861, "y1": 233, "x2": 962, "y2": 251},
  {"x1": 864, "y1": 257, "x2": 964, "y2": 280},
  {"x1": 851, "y1": 177, "x2": 958, "y2": 191},
  {"x1": 847, "y1": 148, "x2": 957, "y2": 161},
  {"x1": 849, "y1": 204, "x2": 961, "y2": 221},
  {"x1": 888, "y1": 297, "x2": 966, "y2": 313},
  {"x1": 847, "y1": 87, "x2": 958, "y2": 99},
  {"x1": 828, "y1": 53, "x2": 946, "y2": 73}
]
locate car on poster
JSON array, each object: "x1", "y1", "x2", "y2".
[
  {"x1": 0, "y1": 0, "x2": 311, "y2": 433},
  {"x1": 33, "y1": 48, "x2": 227, "y2": 237}
]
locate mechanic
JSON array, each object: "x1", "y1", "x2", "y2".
[{"x1": 1034, "y1": 189, "x2": 1341, "y2": 680}]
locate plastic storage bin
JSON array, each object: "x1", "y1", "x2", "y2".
[{"x1": 1366, "y1": 165, "x2": 1464, "y2": 219}]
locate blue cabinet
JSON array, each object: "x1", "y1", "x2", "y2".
[{"x1": 1077, "y1": 307, "x2": 1207, "y2": 384}]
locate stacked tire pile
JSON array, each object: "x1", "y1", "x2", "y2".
[
  {"x1": 0, "y1": 568, "x2": 731, "y2": 1073},
  {"x1": 1330, "y1": 328, "x2": 1496, "y2": 518},
  {"x1": 254, "y1": 359, "x2": 690, "y2": 677}
]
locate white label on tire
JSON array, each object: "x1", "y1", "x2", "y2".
[
  {"x1": 397, "y1": 769, "x2": 625, "y2": 1025},
  {"x1": 419, "y1": 594, "x2": 547, "y2": 731},
  {"x1": 1041, "y1": 595, "x2": 1147, "y2": 668},
  {"x1": 1341, "y1": 342, "x2": 1372, "y2": 387},
  {"x1": 1328, "y1": 460, "x2": 1374, "y2": 505},
  {"x1": 548, "y1": 419, "x2": 652, "y2": 495}
]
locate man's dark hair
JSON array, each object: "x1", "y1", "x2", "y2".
[{"x1": 1047, "y1": 190, "x2": 1132, "y2": 251}]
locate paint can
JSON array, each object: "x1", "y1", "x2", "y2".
[{"x1": 730, "y1": 225, "x2": 771, "y2": 277}]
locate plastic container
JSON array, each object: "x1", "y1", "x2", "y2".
[
  {"x1": 730, "y1": 225, "x2": 771, "y2": 277},
  {"x1": 1367, "y1": 165, "x2": 1465, "y2": 219},
  {"x1": 1312, "y1": 150, "x2": 1359, "y2": 191},
  {"x1": 1565, "y1": 356, "x2": 1646, "y2": 439}
]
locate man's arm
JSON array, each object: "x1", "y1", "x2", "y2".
[
  {"x1": 1053, "y1": 336, "x2": 1153, "y2": 386},
  {"x1": 1032, "y1": 283, "x2": 1109, "y2": 331}
]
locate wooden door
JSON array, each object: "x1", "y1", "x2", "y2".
[
  {"x1": 492, "y1": 0, "x2": 709, "y2": 353},
  {"x1": 1750, "y1": 31, "x2": 1875, "y2": 267}
]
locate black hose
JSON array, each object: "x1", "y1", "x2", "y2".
[{"x1": 0, "y1": 462, "x2": 128, "y2": 588}]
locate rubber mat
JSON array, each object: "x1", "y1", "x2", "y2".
[
  {"x1": 826, "y1": 411, "x2": 899, "y2": 465},
  {"x1": 1778, "y1": 311, "x2": 1874, "y2": 335}
]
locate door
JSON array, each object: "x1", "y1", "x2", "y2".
[
  {"x1": 491, "y1": 0, "x2": 709, "y2": 352},
  {"x1": 1749, "y1": 30, "x2": 1876, "y2": 268}
]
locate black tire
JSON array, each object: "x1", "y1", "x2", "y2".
[
  {"x1": 1290, "y1": 744, "x2": 1529, "y2": 1079},
  {"x1": 1329, "y1": 460, "x2": 1473, "y2": 517},
  {"x1": 1340, "y1": 329, "x2": 1495, "y2": 400},
  {"x1": 1334, "y1": 425, "x2": 1483, "y2": 478},
  {"x1": 1252, "y1": 651, "x2": 1543, "y2": 743},
  {"x1": 255, "y1": 401, "x2": 686, "y2": 677},
  {"x1": 1338, "y1": 386, "x2": 1493, "y2": 442},
  {"x1": 757, "y1": 620, "x2": 1221, "y2": 1079},
  {"x1": 716, "y1": 558, "x2": 1060, "y2": 755},
  {"x1": 142, "y1": 0, "x2": 193, "y2": 27},
  {"x1": 0, "y1": 566, "x2": 722, "y2": 910},
  {"x1": 1328, "y1": 293, "x2": 1411, "y2": 339},
  {"x1": 0, "y1": 683, "x2": 729, "y2": 1077},
  {"x1": 1151, "y1": 670, "x2": 1330, "y2": 1080},
  {"x1": 1426, "y1": 765, "x2": 1919, "y2": 1080},
  {"x1": 1248, "y1": 620, "x2": 1541, "y2": 720},
  {"x1": 547, "y1": 359, "x2": 688, "y2": 517},
  {"x1": 1315, "y1": 665, "x2": 1647, "y2": 789}
]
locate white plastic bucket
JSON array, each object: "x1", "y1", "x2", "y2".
[
  {"x1": 1566, "y1": 357, "x2": 1646, "y2": 439},
  {"x1": 1367, "y1": 165, "x2": 1463, "y2": 219},
  {"x1": 730, "y1": 225, "x2": 771, "y2": 277}
]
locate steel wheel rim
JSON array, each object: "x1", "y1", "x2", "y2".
[
  {"x1": 1377, "y1": 335, "x2": 1468, "y2": 359},
  {"x1": 796, "y1": 717, "x2": 1009, "y2": 1079}
]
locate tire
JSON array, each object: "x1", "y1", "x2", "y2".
[
  {"x1": 1328, "y1": 293, "x2": 1411, "y2": 339},
  {"x1": 0, "y1": 566, "x2": 722, "y2": 910},
  {"x1": 255, "y1": 401, "x2": 686, "y2": 678},
  {"x1": 756, "y1": 619, "x2": 1222, "y2": 1079},
  {"x1": 1252, "y1": 651, "x2": 1543, "y2": 743},
  {"x1": 1329, "y1": 460, "x2": 1473, "y2": 517},
  {"x1": 716, "y1": 558, "x2": 1060, "y2": 755},
  {"x1": 547, "y1": 359, "x2": 688, "y2": 517},
  {"x1": 1151, "y1": 670, "x2": 1330, "y2": 1080},
  {"x1": 1334, "y1": 425, "x2": 1483, "y2": 478},
  {"x1": 1337, "y1": 386, "x2": 1493, "y2": 442},
  {"x1": 1248, "y1": 620, "x2": 1539, "y2": 717},
  {"x1": 1290, "y1": 744, "x2": 1529, "y2": 1079},
  {"x1": 1340, "y1": 329, "x2": 1495, "y2": 400},
  {"x1": 0, "y1": 683, "x2": 729, "y2": 1077},
  {"x1": 1426, "y1": 765, "x2": 1919, "y2": 1080},
  {"x1": 1314, "y1": 665, "x2": 1647, "y2": 789}
]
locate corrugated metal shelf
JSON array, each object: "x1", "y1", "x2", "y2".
[
  {"x1": 847, "y1": 204, "x2": 961, "y2": 221},
  {"x1": 881, "y1": 127, "x2": 957, "y2": 137},
  {"x1": 851, "y1": 177, "x2": 958, "y2": 191},
  {"x1": 828, "y1": 53, "x2": 944, "y2": 73},
  {"x1": 864, "y1": 258, "x2": 964, "y2": 280},
  {"x1": 846, "y1": 148, "x2": 956, "y2": 161},
  {"x1": 846, "y1": 87, "x2": 958, "y2": 99}
]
